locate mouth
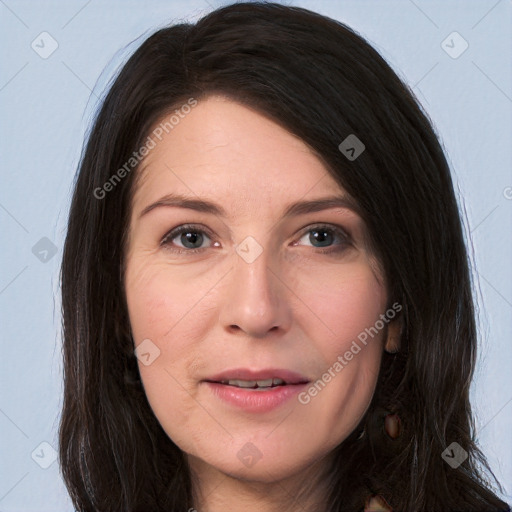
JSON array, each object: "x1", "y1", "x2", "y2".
[
  {"x1": 202, "y1": 369, "x2": 310, "y2": 412},
  {"x1": 203, "y1": 369, "x2": 310, "y2": 389},
  {"x1": 208, "y1": 377, "x2": 290, "y2": 390}
]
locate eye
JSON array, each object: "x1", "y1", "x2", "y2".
[
  {"x1": 160, "y1": 223, "x2": 351, "y2": 255},
  {"x1": 161, "y1": 224, "x2": 216, "y2": 254},
  {"x1": 294, "y1": 224, "x2": 351, "y2": 254}
]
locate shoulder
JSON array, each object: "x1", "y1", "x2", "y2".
[{"x1": 364, "y1": 495, "x2": 392, "y2": 512}]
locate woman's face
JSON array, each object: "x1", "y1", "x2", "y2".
[{"x1": 124, "y1": 95, "x2": 390, "y2": 482}]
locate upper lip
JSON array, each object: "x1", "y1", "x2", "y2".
[{"x1": 204, "y1": 368, "x2": 310, "y2": 385}]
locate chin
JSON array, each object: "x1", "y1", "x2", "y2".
[{"x1": 186, "y1": 437, "x2": 332, "y2": 485}]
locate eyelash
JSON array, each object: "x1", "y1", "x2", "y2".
[{"x1": 160, "y1": 223, "x2": 352, "y2": 256}]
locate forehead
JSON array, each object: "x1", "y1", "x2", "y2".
[{"x1": 131, "y1": 95, "x2": 346, "y2": 217}]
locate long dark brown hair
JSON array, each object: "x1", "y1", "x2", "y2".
[{"x1": 59, "y1": 2, "x2": 510, "y2": 510}]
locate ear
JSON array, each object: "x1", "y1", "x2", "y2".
[{"x1": 384, "y1": 319, "x2": 401, "y2": 353}]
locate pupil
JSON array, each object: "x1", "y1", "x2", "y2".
[
  {"x1": 182, "y1": 231, "x2": 202, "y2": 249},
  {"x1": 311, "y1": 229, "x2": 332, "y2": 247}
]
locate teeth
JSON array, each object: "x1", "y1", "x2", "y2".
[
  {"x1": 224, "y1": 377, "x2": 286, "y2": 388},
  {"x1": 228, "y1": 379, "x2": 258, "y2": 388}
]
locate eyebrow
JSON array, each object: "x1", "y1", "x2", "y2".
[{"x1": 138, "y1": 192, "x2": 360, "y2": 219}]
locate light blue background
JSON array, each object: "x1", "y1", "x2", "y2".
[{"x1": 1, "y1": 1, "x2": 511, "y2": 509}]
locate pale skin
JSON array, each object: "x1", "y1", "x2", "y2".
[{"x1": 124, "y1": 95, "x2": 400, "y2": 512}]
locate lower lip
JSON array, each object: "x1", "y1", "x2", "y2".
[{"x1": 204, "y1": 382, "x2": 309, "y2": 413}]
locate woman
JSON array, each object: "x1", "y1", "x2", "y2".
[{"x1": 58, "y1": 2, "x2": 510, "y2": 511}]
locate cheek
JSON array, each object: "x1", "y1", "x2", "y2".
[
  {"x1": 125, "y1": 256, "x2": 214, "y2": 353},
  {"x1": 124, "y1": 258, "x2": 211, "y2": 446},
  {"x1": 123, "y1": 254, "x2": 227, "y2": 402},
  {"x1": 332, "y1": 274, "x2": 386, "y2": 346},
  {"x1": 296, "y1": 258, "x2": 387, "y2": 349},
  {"x1": 124, "y1": 259, "x2": 195, "y2": 390},
  {"x1": 292, "y1": 261, "x2": 387, "y2": 442}
]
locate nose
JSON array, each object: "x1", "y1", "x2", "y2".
[{"x1": 219, "y1": 241, "x2": 292, "y2": 338}]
